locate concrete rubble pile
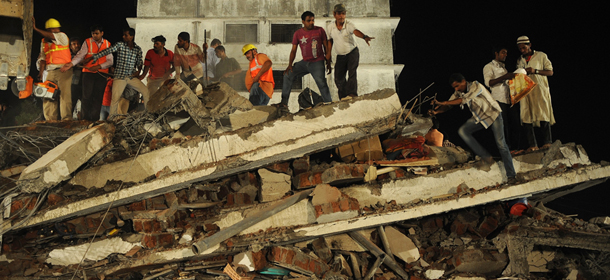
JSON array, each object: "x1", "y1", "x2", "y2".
[{"x1": 1, "y1": 84, "x2": 610, "y2": 280}]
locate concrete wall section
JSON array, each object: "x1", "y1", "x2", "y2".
[{"x1": 137, "y1": 0, "x2": 390, "y2": 18}]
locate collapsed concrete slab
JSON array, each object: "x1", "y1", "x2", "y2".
[
  {"x1": 86, "y1": 162, "x2": 610, "y2": 277},
  {"x1": 15, "y1": 89, "x2": 401, "y2": 230},
  {"x1": 341, "y1": 143, "x2": 592, "y2": 208},
  {"x1": 17, "y1": 123, "x2": 115, "y2": 193}
]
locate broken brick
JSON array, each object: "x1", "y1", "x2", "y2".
[
  {"x1": 269, "y1": 246, "x2": 329, "y2": 277},
  {"x1": 321, "y1": 164, "x2": 366, "y2": 186},
  {"x1": 421, "y1": 217, "x2": 444, "y2": 233},
  {"x1": 476, "y1": 216, "x2": 498, "y2": 238},
  {"x1": 46, "y1": 193, "x2": 64, "y2": 207},
  {"x1": 265, "y1": 162, "x2": 292, "y2": 175},
  {"x1": 129, "y1": 200, "x2": 147, "y2": 211},
  {"x1": 292, "y1": 156, "x2": 310, "y2": 175},
  {"x1": 293, "y1": 171, "x2": 323, "y2": 189}
]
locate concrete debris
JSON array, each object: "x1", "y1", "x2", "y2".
[
  {"x1": 0, "y1": 85, "x2": 610, "y2": 280},
  {"x1": 17, "y1": 123, "x2": 115, "y2": 193},
  {"x1": 257, "y1": 168, "x2": 291, "y2": 202},
  {"x1": 384, "y1": 226, "x2": 420, "y2": 263},
  {"x1": 46, "y1": 237, "x2": 139, "y2": 266}
]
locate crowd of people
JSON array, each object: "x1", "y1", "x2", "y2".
[
  {"x1": 32, "y1": 4, "x2": 375, "y2": 121},
  {"x1": 428, "y1": 35, "x2": 554, "y2": 183},
  {"x1": 32, "y1": 4, "x2": 555, "y2": 182}
]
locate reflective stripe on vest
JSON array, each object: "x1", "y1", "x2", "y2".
[
  {"x1": 43, "y1": 39, "x2": 71, "y2": 65},
  {"x1": 83, "y1": 38, "x2": 110, "y2": 73},
  {"x1": 249, "y1": 54, "x2": 275, "y2": 87}
]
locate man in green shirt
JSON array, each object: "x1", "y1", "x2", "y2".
[{"x1": 213, "y1": 45, "x2": 242, "y2": 89}]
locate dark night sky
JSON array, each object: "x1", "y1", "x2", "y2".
[{"x1": 13, "y1": 1, "x2": 610, "y2": 218}]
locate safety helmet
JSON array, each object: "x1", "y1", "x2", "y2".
[
  {"x1": 242, "y1": 44, "x2": 256, "y2": 55},
  {"x1": 45, "y1": 18, "x2": 61, "y2": 29}
]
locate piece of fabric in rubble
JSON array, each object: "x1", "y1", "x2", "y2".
[{"x1": 382, "y1": 136, "x2": 429, "y2": 160}]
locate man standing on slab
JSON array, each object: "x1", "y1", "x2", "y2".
[{"x1": 326, "y1": 4, "x2": 374, "y2": 99}]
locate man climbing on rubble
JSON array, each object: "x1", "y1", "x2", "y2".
[
  {"x1": 430, "y1": 73, "x2": 516, "y2": 182},
  {"x1": 213, "y1": 45, "x2": 242, "y2": 89},
  {"x1": 174, "y1": 32, "x2": 206, "y2": 88},
  {"x1": 516, "y1": 36, "x2": 555, "y2": 152},
  {"x1": 483, "y1": 46, "x2": 521, "y2": 154},
  {"x1": 61, "y1": 24, "x2": 114, "y2": 122},
  {"x1": 242, "y1": 44, "x2": 274, "y2": 105},
  {"x1": 281, "y1": 11, "x2": 332, "y2": 106},
  {"x1": 86, "y1": 27, "x2": 149, "y2": 120},
  {"x1": 326, "y1": 4, "x2": 374, "y2": 99},
  {"x1": 140, "y1": 35, "x2": 174, "y2": 95},
  {"x1": 34, "y1": 17, "x2": 73, "y2": 121}
]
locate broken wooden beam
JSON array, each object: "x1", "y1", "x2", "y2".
[{"x1": 348, "y1": 231, "x2": 410, "y2": 279}]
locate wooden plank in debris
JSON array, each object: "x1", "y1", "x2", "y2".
[
  {"x1": 348, "y1": 231, "x2": 410, "y2": 279},
  {"x1": 376, "y1": 157, "x2": 439, "y2": 167}
]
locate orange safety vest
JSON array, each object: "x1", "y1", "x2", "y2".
[
  {"x1": 43, "y1": 38, "x2": 71, "y2": 65},
  {"x1": 249, "y1": 53, "x2": 275, "y2": 88},
  {"x1": 83, "y1": 38, "x2": 111, "y2": 73}
]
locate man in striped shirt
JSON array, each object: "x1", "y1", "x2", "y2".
[
  {"x1": 88, "y1": 28, "x2": 149, "y2": 119},
  {"x1": 430, "y1": 73, "x2": 516, "y2": 182}
]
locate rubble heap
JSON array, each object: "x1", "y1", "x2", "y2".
[{"x1": 1, "y1": 83, "x2": 610, "y2": 280}]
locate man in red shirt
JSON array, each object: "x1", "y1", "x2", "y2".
[
  {"x1": 141, "y1": 35, "x2": 174, "y2": 95},
  {"x1": 281, "y1": 11, "x2": 332, "y2": 106}
]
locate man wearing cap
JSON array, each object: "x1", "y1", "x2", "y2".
[
  {"x1": 33, "y1": 17, "x2": 73, "y2": 120},
  {"x1": 242, "y1": 44, "x2": 274, "y2": 105},
  {"x1": 174, "y1": 32, "x2": 206, "y2": 86},
  {"x1": 61, "y1": 24, "x2": 113, "y2": 121},
  {"x1": 516, "y1": 36, "x2": 554, "y2": 151},
  {"x1": 140, "y1": 35, "x2": 174, "y2": 95},
  {"x1": 327, "y1": 4, "x2": 374, "y2": 99},
  {"x1": 282, "y1": 11, "x2": 332, "y2": 106}
]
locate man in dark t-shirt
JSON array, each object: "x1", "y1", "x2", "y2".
[{"x1": 214, "y1": 45, "x2": 242, "y2": 89}]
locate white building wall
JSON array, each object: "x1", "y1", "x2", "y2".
[{"x1": 129, "y1": 0, "x2": 402, "y2": 112}]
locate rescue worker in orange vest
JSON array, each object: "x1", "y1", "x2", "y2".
[
  {"x1": 61, "y1": 24, "x2": 113, "y2": 121},
  {"x1": 34, "y1": 17, "x2": 73, "y2": 120},
  {"x1": 242, "y1": 44, "x2": 274, "y2": 106}
]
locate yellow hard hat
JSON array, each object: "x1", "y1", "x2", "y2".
[
  {"x1": 242, "y1": 44, "x2": 256, "y2": 55},
  {"x1": 45, "y1": 18, "x2": 61, "y2": 29}
]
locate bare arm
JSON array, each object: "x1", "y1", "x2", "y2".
[{"x1": 353, "y1": 29, "x2": 374, "y2": 46}]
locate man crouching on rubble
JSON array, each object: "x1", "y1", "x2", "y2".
[{"x1": 429, "y1": 73, "x2": 516, "y2": 182}]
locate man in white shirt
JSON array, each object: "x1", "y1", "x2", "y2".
[
  {"x1": 203, "y1": 38, "x2": 221, "y2": 85},
  {"x1": 483, "y1": 46, "x2": 521, "y2": 152},
  {"x1": 326, "y1": 4, "x2": 374, "y2": 99}
]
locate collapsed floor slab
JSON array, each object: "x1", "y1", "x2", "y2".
[
  {"x1": 342, "y1": 143, "x2": 592, "y2": 207},
  {"x1": 13, "y1": 89, "x2": 401, "y2": 230},
  {"x1": 96, "y1": 163, "x2": 610, "y2": 276}
]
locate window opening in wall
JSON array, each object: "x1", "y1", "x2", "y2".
[
  {"x1": 270, "y1": 24, "x2": 302, "y2": 43},
  {"x1": 225, "y1": 24, "x2": 258, "y2": 43}
]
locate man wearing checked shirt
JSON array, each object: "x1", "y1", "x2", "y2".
[{"x1": 86, "y1": 27, "x2": 149, "y2": 120}]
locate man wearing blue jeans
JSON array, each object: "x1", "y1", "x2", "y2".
[
  {"x1": 282, "y1": 11, "x2": 332, "y2": 106},
  {"x1": 430, "y1": 73, "x2": 516, "y2": 181}
]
